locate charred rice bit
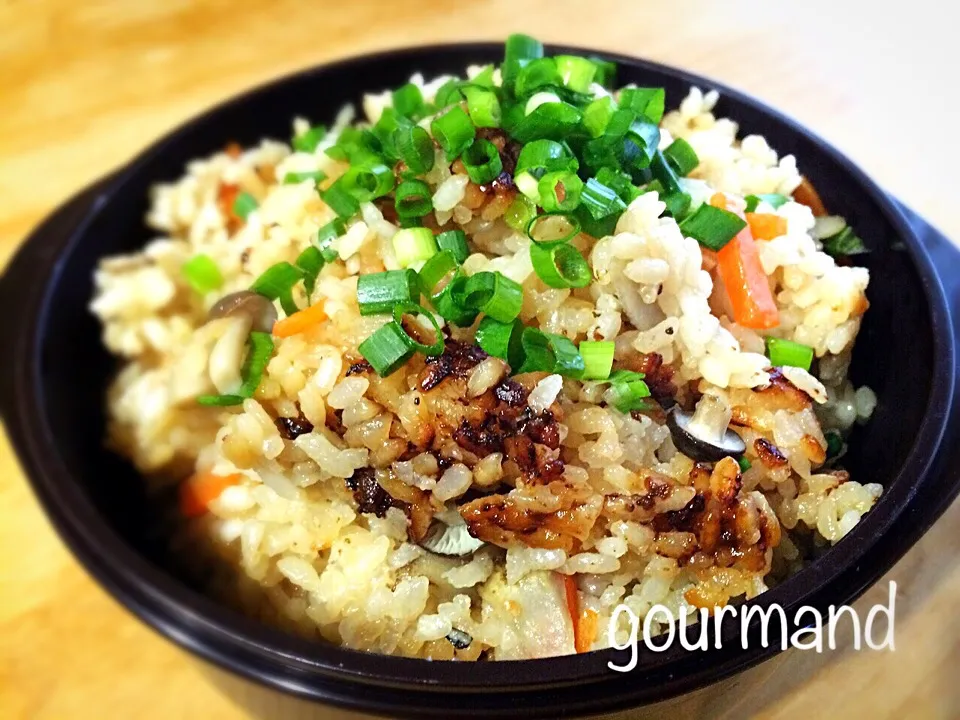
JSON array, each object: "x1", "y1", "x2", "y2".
[{"x1": 90, "y1": 51, "x2": 878, "y2": 660}]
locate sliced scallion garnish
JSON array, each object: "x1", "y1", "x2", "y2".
[
  {"x1": 462, "y1": 271, "x2": 523, "y2": 323},
  {"x1": 530, "y1": 242, "x2": 592, "y2": 289},
  {"x1": 357, "y1": 269, "x2": 420, "y2": 316},
  {"x1": 431, "y1": 106, "x2": 476, "y2": 161},
  {"x1": 745, "y1": 193, "x2": 789, "y2": 213},
  {"x1": 435, "y1": 230, "x2": 470, "y2": 264},
  {"x1": 395, "y1": 125, "x2": 435, "y2": 175},
  {"x1": 765, "y1": 337, "x2": 814, "y2": 371},
  {"x1": 233, "y1": 191, "x2": 258, "y2": 220},
  {"x1": 395, "y1": 179, "x2": 434, "y2": 219},
  {"x1": 251, "y1": 262, "x2": 303, "y2": 316},
  {"x1": 358, "y1": 321, "x2": 416, "y2": 377},
  {"x1": 678, "y1": 204, "x2": 747, "y2": 251},
  {"x1": 391, "y1": 301, "x2": 445, "y2": 355},
  {"x1": 461, "y1": 138, "x2": 503, "y2": 185},
  {"x1": 392, "y1": 227, "x2": 438, "y2": 268},
  {"x1": 292, "y1": 125, "x2": 327, "y2": 153},
  {"x1": 579, "y1": 340, "x2": 615, "y2": 380},
  {"x1": 198, "y1": 331, "x2": 275, "y2": 406},
  {"x1": 181, "y1": 254, "x2": 223, "y2": 294},
  {"x1": 663, "y1": 138, "x2": 699, "y2": 177},
  {"x1": 282, "y1": 170, "x2": 327, "y2": 185},
  {"x1": 538, "y1": 170, "x2": 583, "y2": 212}
]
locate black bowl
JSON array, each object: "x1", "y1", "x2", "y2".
[{"x1": 3, "y1": 43, "x2": 960, "y2": 719}]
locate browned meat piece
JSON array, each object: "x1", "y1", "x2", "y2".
[
  {"x1": 345, "y1": 468, "x2": 435, "y2": 541},
  {"x1": 419, "y1": 340, "x2": 488, "y2": 392},
  {"x1": 754, "y1": 438, "x2": 789, "y2": 469},
  {"x1": 792, "y1": 176, "x2": 827, "y2": 217},
  {"x1": 459, "y1": 480, "x2": 604, "y2": 552}
]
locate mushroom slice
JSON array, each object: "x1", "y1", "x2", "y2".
[
  {"x1": 208, "y1": 290, "x2": 278, "y2": 333},
  {"x1": 668, "y1": 394, "x2": 746, "y2": 463},
  {"x1": 420, "y1": 510, "x2": 486, "y2": 557}
]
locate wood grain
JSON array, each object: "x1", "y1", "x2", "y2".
[{"x1": 1, "y1": 1, "x2": 958, "y2": 718}]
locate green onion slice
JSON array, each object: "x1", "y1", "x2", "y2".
[
  {"x1": 663, "y1": 138, "x2": 699, "y2": 177},
  {"x1": 582, "y1": 96, "x2": 616, "y2": 138},
  {"x1": 322, "y1": 181, "x2": 361, "y2": 219},
  {"x1": 462, "y1": 138, "x2": 503, "y2": 185},
  {"x1": 292, "y1": 125, "x2": 327, "y2": 153},
  {"x1": 395, "y1": 179, "x2": 434, "y2": 219},
  {"x1": 738, "y1": 456, "x2": 752, "y2": 472},
  {"x1": 538, "y1": 171, "x2": 584, "y2": 212},
  {"x1": 515, "y1": 57, "x2": 561, "y2": 97},
  {"x1": 745, "y1": 193, "x2": 789, "y2": 213},
  {"x1": 282, "y1": 170, "x2": 327, "y2": 185},
  {"x1": 462, "y1": 271, "x2": 523, "y2": 323},
  {"x1": 181, "y1": 254, "x2": 223, "y2": 294},
  {"x1": 619, "y1": 87, "x2": 666, "y2": 123},
  {"x1": 508, "y1": 101, "x2": 582, "y2": 143},
  {"x1": 430, "y1": 271, "x2": 478, "y2": 327},
  {"x1": 339, "y1": 163, "x2": 395, "y2": 203},
  {"x1": 295, "y1": 246, "x2": 324, "y2": 297},
  {"x1": 233, "y1": 191, "x2": 258, "y2": 220},
  {"x1": 434, "y1": 79, "x2": 466, "y2": 109},
  {"x1": 392, "y1": 301, "x2": 445, "y2": 355},
  {"x1": 504, "y1": 194, "x2": 537, "y2": 232},
  {"x1": 591, "y1": 57, "x2": 617, "y2": 88},
  {"x1": 357, "y1": 269, "x2": 420, "y2": 316},
  {"x1": 516, "y1": 327, "x2": 584, "y2": 378},
  {"x1": 392, "y1": 83, "x2": 426, "y2": 120},
  {"x1": 316, "y1": 219, "x2": 345, "y2": 262},
  {"x1": 515, "y1": 139, "x2": 578, "y2": 179},
  {"x1": 475, "y1": 316, "x2": 525, "y2": 368},
  {"x1": 435, "y1": 229, "x2": 470, "y2": 264},
  {"x1": 358, "y1": 321, "x2": 416, "y2": 377},
  {"x1": 395, "y1": 125, "x2": 435, "y2": 175},
  {"x1": 605, "y1": 369, "x2": 652, "y2": 413},
  {"x1": 579, "y1": 340, "x2": 615, "y2": 380},
  {"x1": 431, "y1": 106, "x2": 476, "y2": 161},
  {"x1": 765, "y1": 337, "x2": 815, "y2": 372},
  {"x1": 580, "y1": 177, "x2": 627, "y2": 220},
  {"x1": 503, "y1": 33, "x2": 544, "y2": 90},
  {"x1": 526, "y1": 212, "x2": 582, "y2": 246},
  {"x1": 555, "y1": 55, "x2": 598, "y2": 93},
  {"x1": 678, "y1": 204, "x2": 747, "y2": 251},
  {"x1": 822, "y1": 226, "x2": 868, "y2": 258},
  {"x1": 392, "y1": 227, "x2": 438, "y2": 268},
  {"x1": 417, "y1": 251, "x2": 458, "y2": 296},
  {"x1": 251, "y1": 261, "x2": 303, "y2": 316},
  {"x1": 198, "y1": 331, "x2": 275, "y2": 406},
  {"x1": 463, "y1": 86, "x2": 502, "y2": 128},
  {"x1": 530, "y1": 242, "x2": 592, "y2": 289}
]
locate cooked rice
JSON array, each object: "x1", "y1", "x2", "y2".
[{"x1": 91, "y1": 67, "x2": 878, "y2": 660}]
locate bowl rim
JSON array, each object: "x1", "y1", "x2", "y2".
[{"x1": 4, "y1": 40, "x2": 957, "y2": 714}]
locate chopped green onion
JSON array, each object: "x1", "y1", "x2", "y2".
[
  {"x1": 431, "y1": 107, "x2": 476, "y2": 161},
  {"x1": 619, "y1": 87, "x2": 666, "y2": 123},
  {"x1": 516, "y1": 327, "x2": 584, "y2": 378},
  {"x1": 470, "y1": 64, "x2": 496, "y2": 87},
  {"x1": 181, "y1": 254, "x2": 223, "y2": 294},
  {"x1": 436, "y1": 230, "x2": 470, "y2": 264},
  {"x1": 738, "y1": 456, "x2": 752, "y2": 472},
  {"x1": 394, "y1": 125, "x2": 435, "y2": 175},
  {"x1": 392, "y1": 302, "x2": 445, "y2": 355},
  {"x1": 198, "y1": 331, "x2": 275, "y2": 406},
  {"x1": 392, "y1": 83, "x2": 426, "y2": 119},
  {"x1": 251, "y1": 261, "x2": 302, "y2": 316},
  {"x1": 514, "y1": 170, "x2": 541, "y2": 200},
  {"x1": 606, "y1": 369, "x2": 651, "y2": 413},
  {"x1": 575, "y1": 205, "x2": 620, "y2": 240},
  {"x1": 504, "y1": 194, "x2": 537, "y2": 232},
  {"x1": 292, "y1": 125, "x2": 327, "y2": 153},
  {"x1": 663, "y1": 138, "x2": 699, "y2": 177},
  {"x1": 395, "y1": 179, "x2": 434, "y2": 219},
  {"x1": 434, "y1": 79, "x2": 466, "y2": 109},
  {"x1": 822, "y1": 226, "x2": 868, "y2": 258},
  {"x1": 530, "y1": 241, "x2": 592, "y2": 289},
  {"x1": 316, "y1": 219, "x2": 345, "y2": 261},
  {"x1": 338, "y1": 163, "x2": 395, "y2": 203},
  {"x1": 463, "y1": 86, "x2": 502, "y2": 128},
  {"x1": 282, "y1": 170, "x2": 327, "y2": 185},
  {"x1": 462, "y1": 271, "x2": 523, "y2": 323},
  {"x1": 678, "y1": 204, "x2": 747, "y2": 251},
  {"x1": 357, "y1": 269, "x2": 419, "y2": 316},
  {"x1": 430, "y1": 271, "x2": 477, "y2": 327},
  {"x1": 538, "y1": 171, "x2": 583, "y2": 212},
  {"x1": 358, "y1": 322, "x2": 416, "y2": 377},
  {"x1": 582, "y1": 96, "x2": 616, "y2": 138},
  {"x1": 650, "y1": 150, "x2": 683, "y2": 195},
  {"x1": 591, "y1": 57, "x2": 617, "y2": 88},
  {"x1": 392, "y1": 227, "x2": 438, "y2": 268},
  {"x1": 580, "y1": 177, "x2": 627, "y2": 220},
  {"x1": 417, "y1": 251, "x2": 458, "y2": 295},
  {"x1": 579, "y1": 340, "x2": 615, "y2": 380},
  {"x1": 662, "y1": 190, "x2": 692, "y2": 219},
  {"x1": 475, "y1": 316, "x2": 525, "y2": 368},
  {"x1": 526, "y1": 212, "x2": 581, "y2": 246},
  {"x1": 745, "y1": 193, "x2": 789, "y2": 213},
  {"x1": 508, "y1": 101, "x2": 582, "y2": 143},
  {"x1": 324, "y1": 127, "x2": 380, "y2": 165},
  {"x1": 595, "y1": 167, "x2": 641, "y2": 204},
  {"x1": 233, "y1": 191, "x2": 258, "y2": 220},
  {"x1": 322, "y1": 181, "x2": 361, "y2": 219},
  {"x1": 515, "y1": 139, "x2": 578, "y2": 179},
  {"x1": 295, "y1": 246, "x2": 324, "y2": 296},
  {"x1": 765, "y1": 337, "x2": 814, "y2": 371},
  {"x1": 625, "y1": 119, "x2": 661, "y2": 169},
  {"x1": 503, "y1": 33, "x2": 544, "y2": 90},
  {"x1": 555, "y1": 55, "x2": 598, "y2": 93},
  {"x1": 515, "y1": 57, "x2": 561, "y2": 97},
  {"x1": 825, "y1": 431, "x2": 844, "y2": 459},
  {"x1": 461, "y1": 138, "x2": 503, "y2": 185},
  {"x1": 370, "y1": 108, "x2": 411, "y2": 161}
]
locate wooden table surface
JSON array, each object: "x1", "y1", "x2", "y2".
[{"x1": 2, "y1": 1, "x2": 958, "y2": 718}]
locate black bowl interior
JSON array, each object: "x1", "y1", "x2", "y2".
[{"x1": 2, "y1": 43, "x2": 956, "y2": 717}]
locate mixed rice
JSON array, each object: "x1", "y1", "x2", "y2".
[{"x1": 91, "y1": 37, "x2": 879, "y2": 660}]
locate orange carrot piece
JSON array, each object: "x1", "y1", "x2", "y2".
[
  {"x1": 563, "y1": 574, "x2": 580, "y2": 643},
  {"x1": 711, "y1": 193, "x2": 779, "y2": 330},
  {"x1": 179, "y1": 472, "x2": 243, "y2": 517},
  {"x1": 792, "y1": 176, "x2": 827, "y2": 217},
  {"x1": 272, "y1": 302, "x2": 327, "y2": 338},
  {"x1": 745, "y1": 212, "x2": 788, "y2": 241},
  {"x1": 576, "y1": 609, "x2": 600, "y2": 654}
]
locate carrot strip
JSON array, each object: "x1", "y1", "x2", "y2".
[
  {"x1": 179, "y1": 472, "x2": 243, "y2": 517},
  {"x1": 792, "y1": 176, "x2": 827, "y2": 217},
  {"x1": 576, "y1": 609, "x2": 600, "y2": 654},
  {"x1": 563, "y1": 574, "x2": 579, "y2": 642},
  {"x1": 745, "y1": 212, "x2": 787, "y2": 241},
  {"x1": 272, "y1": 302, "x2": 327, "y2": 338},
  {"x1": 711, "y1": 193, "x2": 779, "y2": 330}
]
